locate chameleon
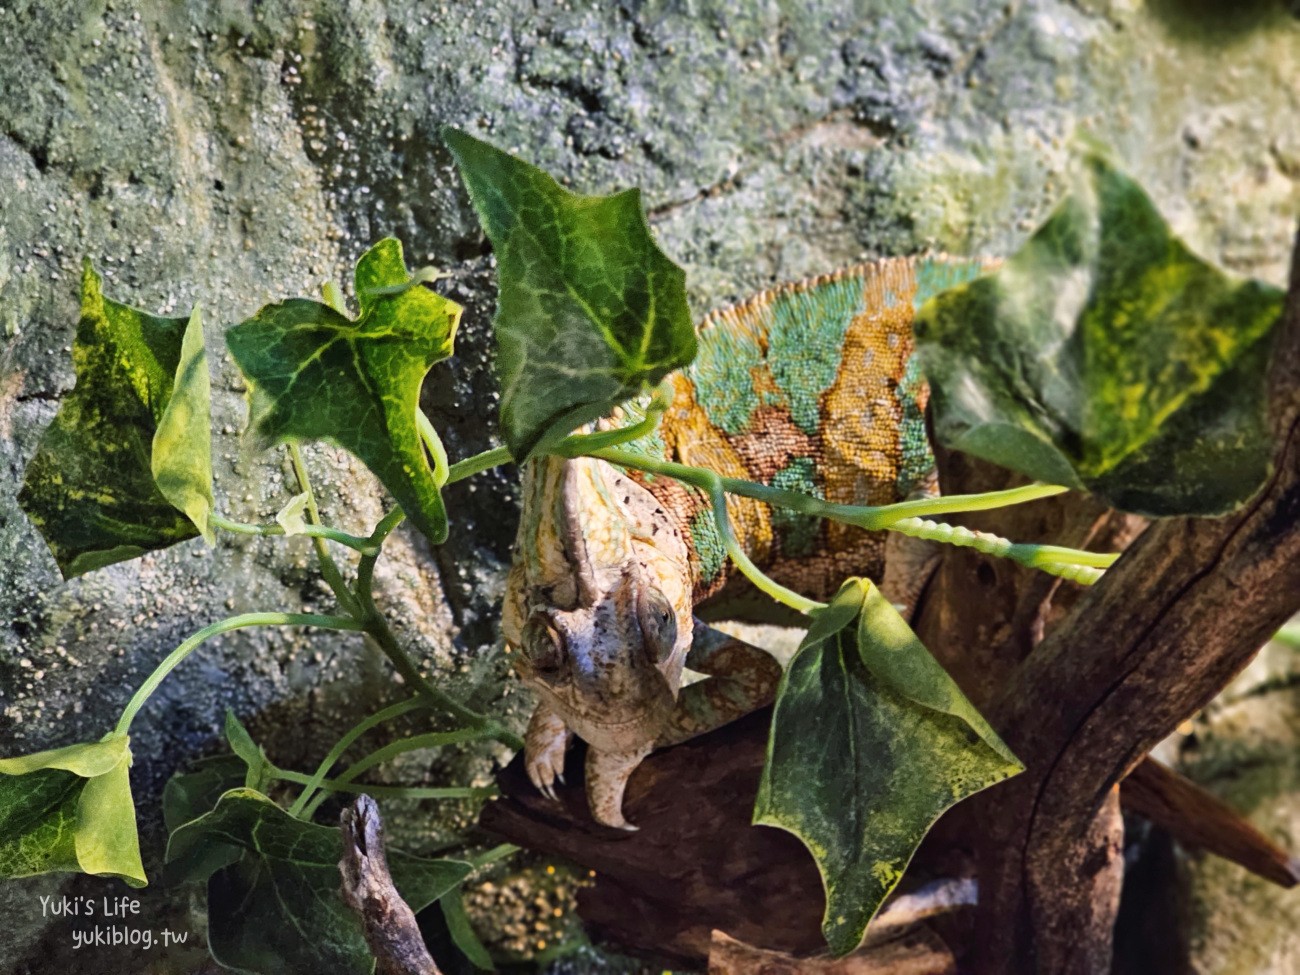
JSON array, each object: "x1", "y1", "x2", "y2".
[{"x1": 501, "y1": 256, "x2": 991, "y2": 829}]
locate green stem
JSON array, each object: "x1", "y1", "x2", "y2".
[
  {"x1": 355, "y1": 507, "x2": 408, "y2": 603},
  {"x1": 355, "y1": 609, "x2": 523, "y2": 751},
  {"x1": 335, "y1": 730, "x2": 490, "y2": 783},
  {"x1": 417, "y1": 410, "x2": 450, "y2": 487},
  {"x1": 366, "y1": 507, "x2": 407, "y2": 547},
  {"x1": 288, "y1": 442, "x2": 363, "y2": 617},
  {"x1": 855, "y1": 482, "x2": 1069, "y2": 527},
  {"x1": 589, "y1": 446, "x2": 1112, "y2": 584},
  {"x1": 704, "y1": 479, "x2": 825, "y2": 615},
  {"x1": 888, "y1": 517, "x2": 1111, "y2": 584},
  {"x1": 114, "y1": 613, "x2": 364, "y2": 735},
  {"x1": 593, "y1": 447, "x2": 1067, "y2": 527},
  {"x1": 210, "y1": 512, "x2": 378, "y2": 556},
  {"x1": 275, "y1": 767, "x2": 492, "y2": 802},
  {"x1": 469, "y1": 842, "x2": 519, "y2": 870},
  {"x1": 346, "y1": 505, "x2": 519, "y2": 747},
  {"x1": 445, "y1": 445, "x2": 513, "y2": 485},
  {"x1": 301, "y1": 728, "x2": 490, "y2": 818},
  {"x1": 287, "y1": 697, "x2": 425, "y2": 817},
  {"x1": 553, "y1": 380, "x2": 674, "y2": 456}
]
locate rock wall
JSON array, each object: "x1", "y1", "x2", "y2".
[{"x1": 0, "y1": 1, "x2": 1296, "y2": 971}]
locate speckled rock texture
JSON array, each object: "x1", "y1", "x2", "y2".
[
  {"x1": 0, "y1": 1, "x2": 1296, "y2": 972},
  {"x1": 1153, "y1": 631, "x2": 1300, "y2": 975}
]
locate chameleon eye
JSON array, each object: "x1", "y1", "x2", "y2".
[
  {"x1": 637, "y1": 588, "x2": 677, "y2": 664},
  {"x1": 522, "y1": 617, "x2": 565, "y2": 678}
]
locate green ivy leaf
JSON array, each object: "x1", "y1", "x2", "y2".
[
  {"x1": 166, "y1": 788, "x2": 471, "y2": 975},
  {"x1": 914, "y1": 153, "x2": 1285, "y2": 516},
  {"x1": 441, "y1": 889, "x2": 496, "y2": 971},
  {"x1": 443, "y1": 127, "x2": 696, "y2": 461},
  {"x1": 275, "y1": 491, "x2": 311, "y2": 535},
  {"x1": 18, "y1": 263, "x2": 214, "y2": 578},
  {"x1": 223, "y1": 709, "x2": 274, "y2": 791},
  {"x1": 162, "y1": 755, "x2": 247, "y2": 834},
  {"x1": 226, "y1": 238, "x2": 460, "y2": 544},
  {"x1": 754, "y1": 580, "x2": 1021, "y2": 956},
  {"x1": 0, "y1": 734, "x2": 146, "y2": 887}
]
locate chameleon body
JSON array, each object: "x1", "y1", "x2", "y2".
[{"x1": 503, "y1": 256, "x2": 990, "y2": 828}]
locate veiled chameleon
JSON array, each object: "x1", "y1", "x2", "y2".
[{"x1": 502, "y1": 256, "x2": 989, "y2": 828}]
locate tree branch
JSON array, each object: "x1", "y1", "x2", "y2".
[
  {"x1": 969, "y1": 227, "x2": 1300, "y2": 973},
  {"x1": 340, "y1": 795, "x2": 442, "y2": 975}
]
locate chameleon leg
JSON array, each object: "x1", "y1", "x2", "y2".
[
  {"x1": 657, "y1": 622, "x2": 783, "y2": 747},
  {"x1": 524, "y1": 702, "x2": 572, "y2": 802},
  {"x1": 586, "y1": 743, "x2": 653, "y2": 830}
]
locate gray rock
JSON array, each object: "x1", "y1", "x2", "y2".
[
  {"x1": 1161, "y1": 630, "x2": 1300, "y2": 975},
  {"x1": 0, "y1": 1, "x2": 1295, "y2": 972}
]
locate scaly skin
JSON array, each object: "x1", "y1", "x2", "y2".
[{"x1": 504, "y1": 256, "x2": 990, "y2": 828}]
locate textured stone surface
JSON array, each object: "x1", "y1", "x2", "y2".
[
  {"x1": 0, "y1": 1, "x2": 1296, "y2": 972},
  {"x1": 1162, "y1": 629, "x2": 1300, "y2": 975}
]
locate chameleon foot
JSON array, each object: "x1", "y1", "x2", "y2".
[
  {"x1": 586, "y1": 744, "x2": 651, "y2": 831},
  {"x1": 524, "y1": 704, "x2": 571, "y2": 803}
]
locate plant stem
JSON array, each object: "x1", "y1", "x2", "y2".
[
  {"x1": 553, "y1": 380, "x2": 674, "y2": 456},
  {"x1": 342, "y1": 505, "x2": 520, "y2": 749},
  {"x1": 301, "y1": 728, "x2": 492, "y2": 818},
  {"x1": 469, "y1": 843, "x2": 519, "y2": 870},
  {"x1": 334, "y1": 730, "x2": 491, "y2": 783},
  {"x1": 703, "y1": 479, "x2": 825, "y2": 615},
  {"x1": 445, "y1": 445, "x2": 513, "y2": 485},
  {"x1": 274, "y1": 767, "x2": 493, "y2": 802},
  {"x1": 287, "y1": 697, "x2": 426, "y2": 817},
  {"x1": 857, "y1": 482, "x2": 1069, "y2": 526},
  {"x1": 353, "y1": 609, "x2": 523, "y2": 752},
  {"x1": 588, "y1": 446, "x2": 1112, "y2": 584},
  {"x1": 592, "y1": 447, "x2": 1067, "y2": 527},
  {"x1": 434, "y1": 381, "x2": 673, "y2": 488},
  {"x1": 287, "y1": 442, "x2": 363, "y2": 617},
  {"x1": 210, "y1": 512, "x2": 379, "y2": 555},
  {"x1": 114, "y1": 613, "x2": 364, "y2": 735},
  {"x1": 888, "y1": 517, "x2": 1111, "y2": 584},
  {"x1": 367, "y1": 507, "x2": 407, "y2": 547},
  {"x1": 417, "y1": 410, "x2": 450, "y2": 486}
]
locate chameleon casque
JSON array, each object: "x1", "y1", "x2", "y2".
[{"x1": 502, "y1": 256, "x2": 990, "y2": 829}]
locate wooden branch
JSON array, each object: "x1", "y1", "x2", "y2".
[
  {"x1": 340, "y1": 795, "x2": 442, "y2": 975},
  {"x1": 1123, "y1": 757, "x2": 1300, "y2": 889},
  {"x1": 481, "y1": 710, "x2": 829, "y2": 967},
  {"x1": 968, "y1": 228, "x2": 1300, "y2": 974},
  {"x1": 708, "y1": 927, "x2": 956, "y2": 975}
]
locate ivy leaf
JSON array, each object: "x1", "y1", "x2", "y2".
[
  {"x1": 162, "y1": 755, "x2": 247, "y2": 833},
  {"x1": 0, "y1": 734, "x2": 146, "y2": 887},
  {"x1": 441, "y1": 889, "x2": 496, "y2": 970},
  {"x1": 226, "y1": 238, "x2": 460, "y2": 544},
  {"x1": 223, "y1": 709, "x2": 273, "y2": 791},
  {"x1": 166, "y1": 788, "x2": 471, "y2": 975},
  {"x1": 754, "y1": 580, "x2": 1021, "y2": 956},
  {"x1": 914, "y1": 153, "x2": 1285, "y2": 516},
  {"x1": 443, "y1": 127, "x2": 696, "y2": 460},
  {"x1": 19, "y1": 263, "x2": 214, "y2": 578},
  {"x1": 275, "y1": 491, "x2": 311, "y2": 535}
]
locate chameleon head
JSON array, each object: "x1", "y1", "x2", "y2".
[{"x1": 504, "y1": 456, "x2": 695, "y2": 754}]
